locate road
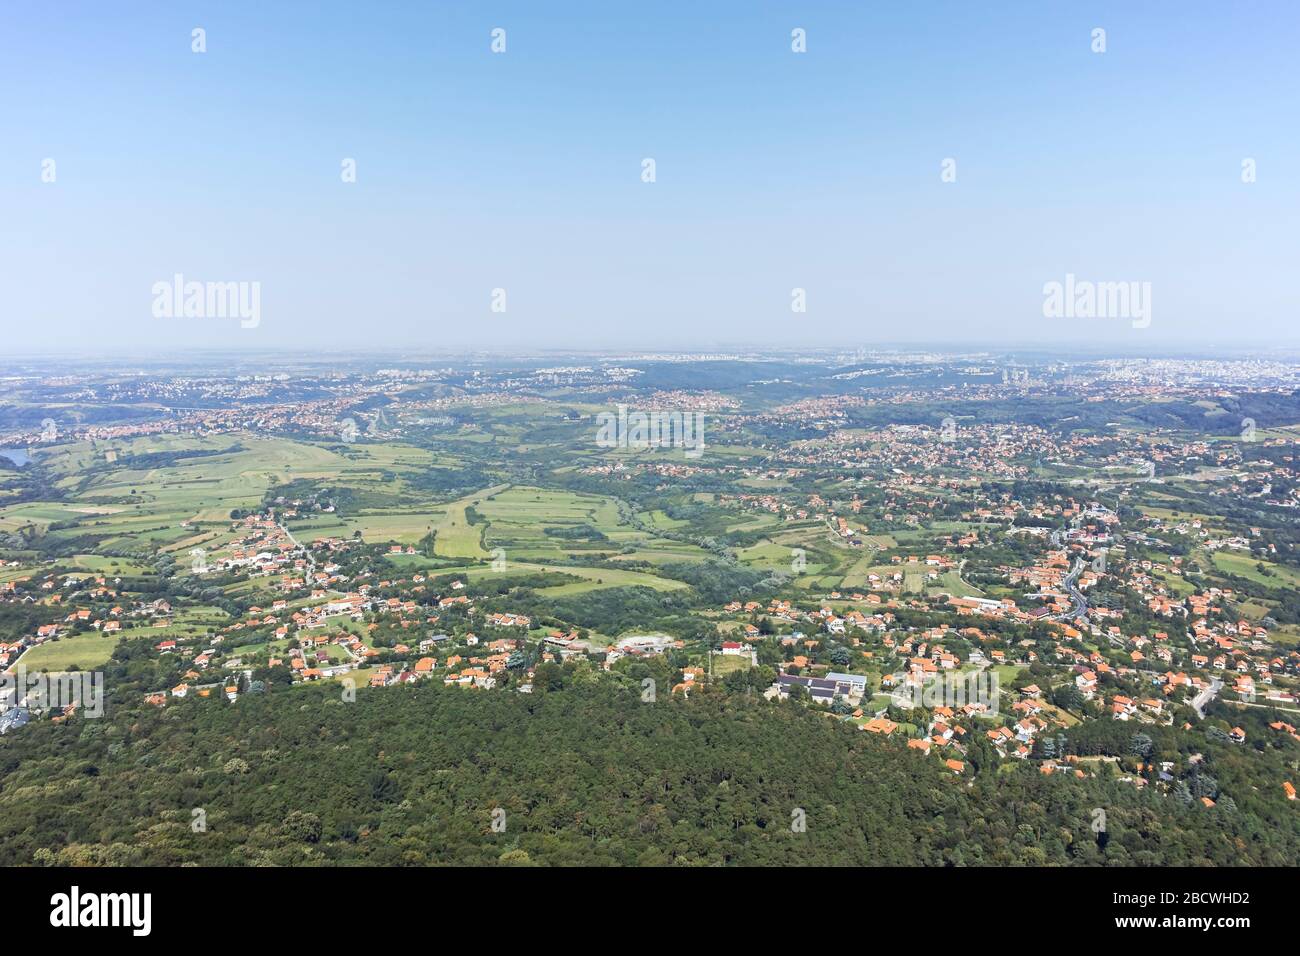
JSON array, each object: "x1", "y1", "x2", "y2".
[
  {"x1": 278, "y1": 519, "x2": 317, "y2": 575},
  {"x1": 1191, "y1": 678, "x2": 1223, "y2": 719},
  {"x1": 1050, "y1": 557, "x2": 1089, "y2": 623}
]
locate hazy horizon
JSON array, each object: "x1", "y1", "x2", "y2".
[{"x1": 5, "y1": 341, "x2": 1300, "y2": 368}]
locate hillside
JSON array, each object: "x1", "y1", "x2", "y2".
[{"x1": 1, "y1": 678, "x2": 1294, "y2": 867}]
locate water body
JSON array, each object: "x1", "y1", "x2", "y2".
[{"x1": 0, "y1": 448, "x2": 30, "y2": 466}]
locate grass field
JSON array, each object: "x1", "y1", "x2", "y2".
[
  {"x1": 605, "y1": 539, "x2": 711, "y2": 564},
  {"x1": 68, "y1": 554, "x2": 149, "y2": 574},
  {"x1": 926, "y1": 570, "x2": 984, "y2": 599},
  {"x1": 644, "y1": 510, "x2": 689, "y2": 530},
  {"x1": 1272, "y1": 625, "x2": 1300, "y2": 648},
  {"x1": 400, "y1": 559, "x2": 687, "y2": 594},
  {"x1": 434, "y1": 487, "x2": 504, "y2": 559},
  {"x1": 475, "y1": 486, "x2": 627, "y2": 562},
  {"x1": 333, "y1": 512, "x2": 445, "y2": 545},
  {"x1": 737, "y1": 541, "x2": 805, "y2": 571},
  {"x1": 13, "y1": 632, "x2": 119, "y2": 672},
  {"x1": 992, "y1": 664, "x2": 1027, "y2": 689},
  {"x1": 711, "y1": 653, "x2": 753, "y2": 676},
  {"x1": 535, "y1": 564, "x2": 686, "y2": 595},
  {"x1": 1151, "y1": 567, "x2": 1196, "y2": 596},
  {"x1": 738, "y1": 524, "x2": 842, "y2": 577},
  {"x1": 1211, "y1": 551, "x2": 1300, "y2": 588}
]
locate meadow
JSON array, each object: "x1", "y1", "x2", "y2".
[
  {"x1": 1211, "y1": 551, "x2": 1300, "y2": 589},
  {"x1": 15, "y1": 632, "x2": 119, "y2": 672}
]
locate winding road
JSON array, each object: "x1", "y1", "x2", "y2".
[{"x1": 1050, "y1": 557, "x2": 1089, "y2": 623}]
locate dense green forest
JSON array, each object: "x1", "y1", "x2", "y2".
[{"x1": 2, "y1": 679, "x2": 1294, "y2": 866}]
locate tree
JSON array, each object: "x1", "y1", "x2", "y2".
[
  {"x1": 282, "y1": 810, "x2": 322, "y2": 843},
  {"x1": 368, "y1": 770, "x2": 401, "y2": 804}
]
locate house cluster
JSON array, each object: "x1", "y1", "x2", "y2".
[
  {"x1": 485, "y1": 612, "x2": 532, "y2": 629},
  {"x1": 0, "y1": 572, "x2": 184, "y2": 670}
]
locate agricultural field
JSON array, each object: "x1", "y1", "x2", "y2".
[
  {"x1": 433, "y1": 487, "x2": 506, "y2": 559},
  {"x1": 533, "y1": 564, "x2": 687, "y2": 595},
  {"x1": 604, "y1": 539, "x2": 711, "y2": 564},
  {"x1": 476, "y1": 486, "x2": 625, "y2": 562},
  {"x1": 316, "y1": 511, "x2": 446, "y2": 546},
  {"x1": 0, "y1": 502, "x2": 117, "y2": 533},
  {"x1": 0, "y1": 434, "x2": 495, "y2": 557},
  {"x1": 8, "y1": 4, "x2": 1300, "y2": 882},
  {"x1": 390, "y1": 558, "x2": 687, "y2": 595}
]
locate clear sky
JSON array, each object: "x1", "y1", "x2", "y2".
[{"x1": 3, "y1": 1, "x2": 1298, "y2": 354}]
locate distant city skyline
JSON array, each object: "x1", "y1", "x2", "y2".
[{"x1": 5, "y1": 1, "x2": 1298, "y2": 352}]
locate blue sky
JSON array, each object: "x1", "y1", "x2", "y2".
[{"x1": 3, "y1": 1, "x2": 1298, "y2": 353}]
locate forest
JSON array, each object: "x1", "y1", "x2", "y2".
[{"x1": 1, "y1": 676, "x2": 1295, "y2": 867}]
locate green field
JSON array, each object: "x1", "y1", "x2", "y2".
[
  {"x1": 926, "y1": 570, "x2": 984, "y2": 599},
  {"x1": 393, "y1": 558, "x2": 687, "y2": 594},
  {"x1": 711, "y1": 653, "x2": 753, "y2": 676},
  {"x1": 644, "y1": 509, "x2": 689, "y2": 530},
  {"x1": 14, "y1": 632, "x2": 120, "y2": 672},
  {"x1": 534, "y1": 564, "x2": 686, "y2": 595},
  {"x1": 68, "y1": 553, "x2": 151, "y2": 575},
  {"x1": 475, "y1": 486, "x2": 627, "y2": 562},
  {"x1": 6, "y1": 435, "x2": 466, "y2": 553},
  {"x1": 434, "y1": 487, "x2": 506, "y2": 559},
  {"x1": 1211, "y1": 551, "x2": 1300, "y2": 588}
]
